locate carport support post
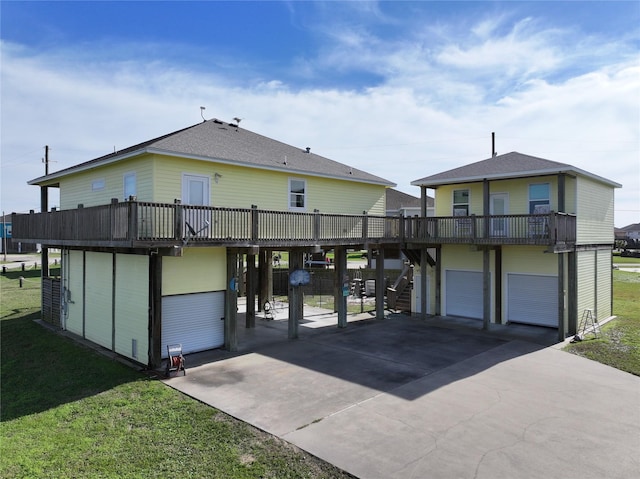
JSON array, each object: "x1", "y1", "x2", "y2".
[
  {"x1": 558, "y1": 252, "x2": 566, "y2": 341},
  {"x1": 375, "y1": 247, "x2": 385, "y2": 320},
  {"x1": 246, "y1": 250, "x2": 257, "y2": 328},
  {"x1": 483, "y1": 247, "x2": 491, "y2": 330},
  {"x1": 335, "y1": 246, "x2": 348, "y2": 328},
  {"x1": 420, "y1": 248, "x2": 428, "y2": 318},
  {"x1": 258, "y1": 250, "x2": 271, "y2": 312},
  {"x1": 288, "y1": 249, "x2": 304, "y2": 339},
  {"x1": 225, "y1": 250, "x2": 238, "y2": 351}
]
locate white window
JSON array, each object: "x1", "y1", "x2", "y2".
[
  {"x1": 123, "y1": 172, "x2": 137, "y2": 200},
  {"x1": 453, "y1": 189, "x2": 469, "y2": 216},
  {"x1": 289, "y1": 178, "x2": 306, "y2": 211},
  {"x1": 92, "y1": 179, "x2": 105, "y2": 191},
  {"x1": 529, "y1": 183, "x2": 550, "y2": 214}
]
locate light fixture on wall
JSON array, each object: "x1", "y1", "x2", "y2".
[{"x1": 214, "y1": 172, "x2": 222, "y2": 183}]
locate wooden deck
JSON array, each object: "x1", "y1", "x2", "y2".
[{"x1": 11, "y1": 200, "x2": 576, "y2": 250}]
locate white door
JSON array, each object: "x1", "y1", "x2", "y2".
[
  {"x1": 507, "y1": 274, "x2": 557, "y2": 327},
  {"x1": 490, "y1": 193, "x2": 509, "y2": 237},
  {"x1": 182, "y1": 174, "x2": 211, "y2": 239},
  {"x1": 161, "y1": 291, "x2": 225, "y2": 357},
  {"x1": 445, "y1": 270, "x2": 483, "y2": 320}
]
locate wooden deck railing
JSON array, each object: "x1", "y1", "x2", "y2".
[
  {"x1": 400, "y1": 212, "x2": 576, "y2": 246},
  {"x1": 11, "y1": 201, "x2": 576, "y2": 249}
]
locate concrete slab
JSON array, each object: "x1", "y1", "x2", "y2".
[{"x1": 164, "y1": 314, "x2": 640, "y2": 479}]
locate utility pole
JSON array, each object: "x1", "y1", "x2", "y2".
[
  {"x1": 2, "y1": 211, "x2": 6, "y2": 262},
  {"x1": 41, "y1": 145, "x2": 49, "y2": 277}
]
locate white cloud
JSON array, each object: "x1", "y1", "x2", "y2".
[{"x1": 1, "y1": 13, "x2": 638, "y2": 227}]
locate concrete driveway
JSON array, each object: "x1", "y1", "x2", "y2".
[{"x1": 164, "y1": 311, "x2": 639, "y2": 479}]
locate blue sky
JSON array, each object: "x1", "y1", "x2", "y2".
[{"x1": 1, "y1": 1, "x2": 639, "y2": 226}]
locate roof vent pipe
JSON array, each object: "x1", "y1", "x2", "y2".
[{"x1": 306, "y1": 147, "x2": 311, "y2": 154}]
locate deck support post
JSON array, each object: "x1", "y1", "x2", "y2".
[
  {"x1": 558, "y1": 252, "x2": 566, "y2": 341},
  {"x1": 288, "y1": 249, "x2": 304, "y2": 339},
  {"x1": 482, "y1": 247, "x2": 491, "y2": 330},
  {"x1": 246, "y1": 251, "x2": 256, "y2": 328},
  {"x1": 494, "y1": 246, "x2": 502, "y2": 324},
  {"x1": 420, "y1": 248, "x2": 428, "y2": 318},
  {"x1": 225, "y1": 249, "x2": 238, "y2": 352},
  {"x1": 258, "y1": 250, "x2": 271, "y2": 312},
  {"x1": 149, "y1": 251, "x2": 162, "y2": 368},
  {"x1": 568, "y1": 251, "x2": 577, "y2": 336},
  {"x1": 435, "y1": 246, "x2": 442, "y2": 315},
  {"x1": 375, "y1": 247, "x2": 385, "y2": 320},
  {"x1": 335, "y1": 246, "x2": 348, "y2": 328}
]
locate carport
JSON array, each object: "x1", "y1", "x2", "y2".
[{"x1": 163, "y1": 311, "x2": 639, "y2": 479}]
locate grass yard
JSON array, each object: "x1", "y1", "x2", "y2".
[
  {"x1": 612, "y1": 255, "x2": 640, "y2": 264},
  {"x1": 0, "y1": 269, "x2": 353, "y2": 479},
  {"x1": 564, "y1": 270, "x2": 640, "y2": 376}
]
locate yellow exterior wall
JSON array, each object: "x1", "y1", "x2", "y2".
[
  {"x1": 64, "y1": 249, "x2": 84, "y2": 336},
  {"x1": 84, "y1": 252, "x2": 113, "y2": 349},
  {"x1": 162, "y1": 247, "x2": 227, "y2": 295},
  {"x1": 502, "y1": 246, "x2": 557, "y2": 275},
  {"x1": 150, "y1": 155, "x2": 386, "y2": 215},
  {"x1": 60, "y1": 156, "x2": 155, "y2": 210},
  {"x1": 434, "y1": 176, "x2": 566, "y2": 216},
  {"x1": 441, "y1": 244, "x2": 484, "y2": 270},
  {"x1": 576, "y1": 177, "x2": 615, "y2": 245},
  {"x1": 114, "y1": 254, "x2": 149, "y2": 363}
]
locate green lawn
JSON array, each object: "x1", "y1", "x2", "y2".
[
  {"x1": 0, "y1": 269, "x2": 352, "y2": 478},
  {"x1": 564, "y1": 270, "x2": 640, "y2": 376},
  {"x1": 612, "y1": 255, "x2": 640, "y2": 264}
]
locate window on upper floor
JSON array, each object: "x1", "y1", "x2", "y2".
[
  {"x1": 529, "y1": 183, "x2": 550, "y2": 214},
  {"x1": 123, "y1": 172, "x2": 137, "y2": 200},
  {"x1": 289, "y1": 178, "x2": 306, "y2": 211},
  {"x1": 452, "y1": 189, "x2": 469, "y2": 216},
  {"x1": 92, "y1": 178, "x2": 105, "y2": 191}
]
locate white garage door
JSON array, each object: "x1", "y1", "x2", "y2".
[
  {"x1": 507, "y1": 274, "x2": 557, "y2": 328},
  {"x1": 162, "y1": 291, "x2": 225, "y2": 357},
  {"x1": 445, "y1": 270, "x2": 483, "y2": 320}
]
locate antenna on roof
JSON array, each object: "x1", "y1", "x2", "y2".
[
  {"x1": 492, "y1": 132, "x2": 497, "y2": 157},
  {"x1": 200, "y1": 106, "x2": 206, "y2": 122}
]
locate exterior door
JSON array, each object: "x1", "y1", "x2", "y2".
[
  {"x1": 182, "y1": 174, "x2": 211, "y2": 239},
  {"x1": 490, "y1": 193, "x2": 509, "y2": 237}
]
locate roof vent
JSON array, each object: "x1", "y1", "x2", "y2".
[
  {"x1": 305, "y1": 147, "x2": 311, "y2": 154},
  {"x1": 284, "y1": 156, "x2": 288, "y2": 165},
  {"x1": 213, "y1": 119, "x2": 223, "y2": 124}
]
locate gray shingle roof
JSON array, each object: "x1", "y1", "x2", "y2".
[
  {"x1": 386, "y1": 188, "x2": 432, "y2": 210},
  {"x1": 411, "y1": 151, "x2": 621, "y2": 188},
  {"x1": 29, "y1": 120, "x2": 395, "y2": 187}
]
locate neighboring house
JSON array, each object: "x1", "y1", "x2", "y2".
[
  {"x1": 12, "y1": 119, "x2": 395, "y2": 368},
  {"x1": 620, "y1": 223, "x2": 640, "y2": 241},
  {"x1": 409, "y1": 152, "x2": 621, "y2": 340},
  {"x1": 376, "y1": 189, "x2": 434, "y2": 270},
  {"x1": 385, "y1": 188, "x2": 433, "y2": 218}
]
